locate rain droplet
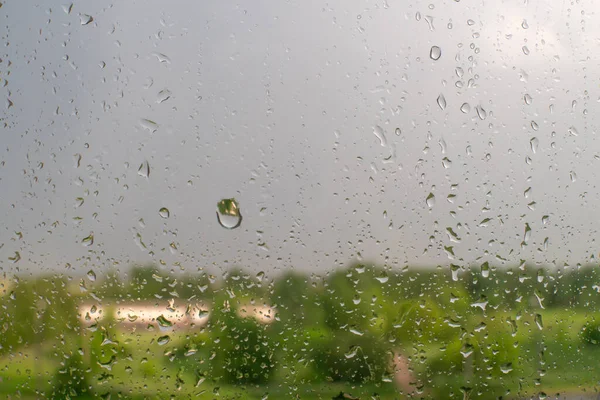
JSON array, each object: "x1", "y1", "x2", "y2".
[
  {"x1": 450, "y1": 264, "x2": 460, "y2": 281},
  {"x1": 500, "y1": 363, "x2": 513, "y2": 374},
  {"x1": 139, "y1": 119, "x2": 159, "y2": 133},
  {"x1": 157, "y1": 335, "x2": 171, "y2": 345},
  {"x1": 430, "y1": 46, "x2": 442, "y2": 60},
  {"x1": 522, "y1": 223, "x2": 531, "y2": 246},
  {"x1": 524, "y1": 187, "x2": 532, "y2": 198},
  {"x1": 82, "y1": 233, "x2": 94, "y2": 246},
  {"x1": 426, "y1": 193, "x2": 436, "y2": 208},
  {"x1": 394, "y1": 127, "x2": 401, "y2": 136},
  {"x1": 460, "y1": 102, "x2": 471, "y2": 113},
  {"x1": 217, "y1": 198, "x2": 242, "y2": 229},
  {"x1": 531, "y1": 121, "x2": 539, "y2": 131},
  {"x1": 138, "y1": 160, "x2": 150, "y2": 178},
  {"x1": 460, "y1": 343, "x2": 474, "y2": 358},
  {"x1": 568, "y1": 126, "x2": 579, "y2": 136},
  {"x1": 372, "y1": 125, "x2": 387, "y2": 146},
  {"x1": 8, "y1": 251, "x2": 21, "y2": 263},
  {"x1": 530, "y1": 137, "x2": 539, "y2": 153},
  {"x1": 475, "y1": 105, "x2": 487, "y2": 120},
  {"x1": 345, "y1": 345, "x2": 360, "y2": 359},
  {"x1": 436, "y1": 94, "x2": 447, "y2": 110},
  {"x1": 521, "y1": 19, "x2": 529, "y2": 29},
  {"x1": 467, "y1": 19, "x2": 475, "y2": 26},
  {"x1": 524, "y1": 94, "x2": 532, "y2": 104},
  {"x1": 534, "y1": 313, "x2": 543, "y2": 330},
  {"x1": 442, "y1": 157, "x2": 452, "y2": 169},
  {"x1": 522, "y1": 46, "x2": 530, "y2": 55},
  {"x1": 79, "y1": 14, "x2": 93, "y2": 25},
  {"x1": 156, "y1": 89, "x2": 172, "y2": 103},
  {"x1": 570, "y1": 171, "x2": 577, "y2": 182},
  {"x1": 152, "y1": 52, "x2": 171, "y2": 64},
  {"x1": 159, "y1": 207, "x2": 170, "y2": 219},
  {"x1": 480, "y1": 262, "x2": 490, "y2": 278},
  {"x1": 157, "y1": 315, "x2": 173, "y2": 329},
  {"x1": 542, "y1": 215, "x2": 549, "y2": 225},
  {"x1": 87, "y1": 270, "x2": 96, "y2": 281},
  {"x1": 62, "y1": 3, "x2": 73, "y2": 15}
]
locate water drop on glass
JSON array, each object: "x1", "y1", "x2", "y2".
[
  {"x1": 436, "y1": 94, "x2": 447, "y2": 110},
  {"x1": 139, "y1": 118, "x2": 159, "y2": 133},
  {"x1": 159, "y1": 207, "x2": 170, "y2": 219},
  {"x1": 521, "y1": 19, "x2": 529, "y2": 29},
  {"x1": 430, "y1": 46, "x2": 441, "y2": 60},
  {"x1": 524, "y1": 94, "x2": 532, "y2": 104},
  {"x1": 138, "y1": 160, "x2": 150, "y2": 178},
  {"x1": 500, "y1": 363, "x2": 513, "y2": 374},
  {"x1": 372, "y1": 125, "x2": 387, "y2": 146},
  {"x1": 568, "y1": 126, "x2": 579, "y2": 136},
  {"x1": 475, "y1": 105, "x2": 487, "y2": 120},
  {"x1": 531, "y1": 121, "x2": 539, "y2": 131},
  {"x1": 426, "y1": 193, "x2": 436, "y2": 208},
  {"x1": 394, "y1": 127, "x2": 401, "y2": 136},
  {"x1": 480, "y1": 262, "x2": 490, "y2": 278},
  {"x1": 156, "y1": 89, "x2": 172, "y2": 103},
  {"x1": 534, "y1": 314, "x2": 543, "y2": 330},
  {"x1": 217, "y1": 198, "x2": 242, "y2": 229},
  {"x1": 530, "y1": 137, "x2": 539, "y2": 153},
  {"x1": 79, "y1": 14, "x2": 93, "y2": 25},
  {"x1": 82, "y1": 233, "x2": 94, "y2": 246},
  {"x1": 87, "y1": 269, "x2": 96, "y2": 282},
  {"x1": 157, "y1": 335, "x2": 170, "y2": 345},
  {"x1": 460, "y1": 102, "x2": 471, "y2": 113}
]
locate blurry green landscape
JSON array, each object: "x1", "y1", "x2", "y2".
[{"x1": 1, "y1": 263, "x2": 600, "y2": 399}]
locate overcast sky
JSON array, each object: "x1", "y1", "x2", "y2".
[{"x1": 1, "y1": 0, "x2": 599, "y2": 276}]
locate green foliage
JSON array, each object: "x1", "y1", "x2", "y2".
[
  {"x1": 581, "y1": 319, "x2": 600, "y2": 345},
  {"x1": 47, "y1": 353, "x2": 90, "y2": 399},
  {"x1": 209, "y1": 297, "x2": 276, "y2": 384},
  {"x1": 310, "y1": 332, "x2": 390, "y2": 383}
]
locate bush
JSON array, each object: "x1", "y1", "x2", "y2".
[
  {"x1": 47, "y1": 354, "x2": 90, "y2": 399},
  {"x1": 581, "y1": 320, "x2": 600, "y2": 345},
  {"x1": 311, "y1": 332, "x2": 390, "y2": 383},
  {"x1": 209, "y1": 306, "x2": 276, "y2": 384}
]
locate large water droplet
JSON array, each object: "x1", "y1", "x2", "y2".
[
  {"x1": 530, "y1": 137, "x2": 539, "y2": 153},
  {"x1": 87, "y1": 269, "x2": 97, "y2": 282},
  {"x1": 139, "y1": 119, "x2": 159, "y2": 133},
  {"x1": 534, "y1": 313, "x2": 543, "y2": 330},
  {"x1": 480, "y1": 262, "x2": 490, "y2": 278},
  {"x1": 82, "y1": 233, "x2": 94, "y2": 246},
  {"x1": 524, "y1": 94, "x2": 532, "y2": 104},
  {"x1": 138, "y1": 160, "x2": 150, "y2": 178},
  {"x1": 372, "y1": 125, "x2": 387, "y2": 146},
  {"x1": 426, "y1": 193, "x2": 436, "y2": 208},
  {"x1": 79, "y1": 14, "x2": 93, "y2": 25},
  {"x1": 217, "y1": 198, "x2": 242, "y2": 229},
  {"x1": 500, "y1": 362, "x2": 513, "y2": 374},
  {"x1": 157, "y1": 335, "x2": 170, "y2": 345},
  {"x1": 159, "y1": 207, "x2": 170, "y2": 219},
  {"x1": 436, "y1": 94, "x2": 447, "y2": 110},
  {"x1": 521, "y1": 19, "x2": 529, "y2": 29},
  {"x1": 475, "y1": 105, "x2": 487, "y2": 120},
  {"x1": 568, "y1": 126, "x2": 579, "y2": 136},
  {"x1": 156, "y1": 89, "x2": 172, "y2": 103},
  {"x1": 460, "y1": 102, "x2": 471, "y2": 113},
  {"x1": 430, "y1": 46, "x2": 442, "y2": 60}
]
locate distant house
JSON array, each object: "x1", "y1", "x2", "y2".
[{"x1": 78, "y1": 301, "x2": 276, "y2": 329}]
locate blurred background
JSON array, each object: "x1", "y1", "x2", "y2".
[{"x1": 1, "y1": 0, "x2": 599, "y2": 398}]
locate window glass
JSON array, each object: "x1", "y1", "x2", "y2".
[{"x1": 1, "y1": 1, "x2": 598, "y2": 399}]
